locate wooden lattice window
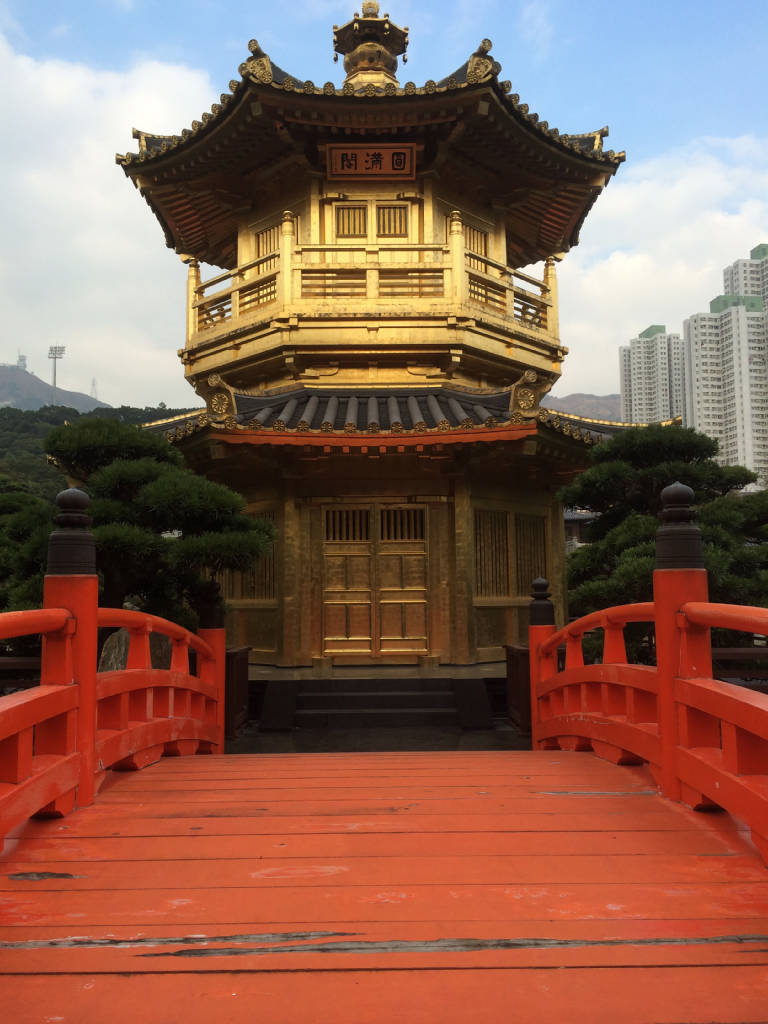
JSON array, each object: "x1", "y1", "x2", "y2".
[
  {"x1": 325, "y1": 508, "x2": 370, "y2": 542},
  {"x1": 474, "y1": 510, "x2": 511, "y2": 598},
  {"x1": 217, "y1": 511, "x2": 276, "y2": 599},
  {"x1": 377, "y1": 205, "x2": 408, "y2": 237},
  {"x1": 336, "y1": 205, "x2": 368, "y2": 238},
  {"x1": 515, "y1": 514, "x2": 547, "y2": 596},
  {"x1": 380, "y1": 507, "x2": 425, "y2": 542}
]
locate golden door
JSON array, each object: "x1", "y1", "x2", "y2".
[{"x1": 322, "y1": 505, "x2": 428, "y2": 658}]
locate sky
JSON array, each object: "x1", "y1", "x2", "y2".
[{"x1": 0, "y1": 0, "x2": 766, "y2": 407}]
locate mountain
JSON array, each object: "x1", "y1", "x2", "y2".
[
  {"x1": 542, "y1": 393, "x2": 622, "y2": 421},
  {"x1": 0, "y1": 365, "x2": 111, "y2": 413}
]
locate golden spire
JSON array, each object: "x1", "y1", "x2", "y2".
[{"x1": 333, "y1": 3, "x2": 409, "y2": 90}]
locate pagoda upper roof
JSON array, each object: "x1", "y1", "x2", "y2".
[{"x1": 117, "y1": 35, "x2": 624, "y2": 269}]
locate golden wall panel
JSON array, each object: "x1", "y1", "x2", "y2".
[
  {"x1": 475, "y1": 606, "x2": 507, "y2": 649},
  {"x1": 243, "y1": 607, "x2": 279, "y2": 653}
]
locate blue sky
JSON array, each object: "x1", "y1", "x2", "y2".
[{"x1": 1, "y1": 0, "x2": 766, "y2": 406}]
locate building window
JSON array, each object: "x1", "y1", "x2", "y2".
[
  {"x1": 474, "y1": 510, "x2": 510, "y2": 598},
  {"x1": 325, "y1": 508, "x2": 370, "y2": 542},
  {"x1": 336, "y1": 205, "x2": 367, "y2": 238},
  {"x1": 515, "y1": 514, "x2": 547, "y2": 595},
  {"x1": 217, "y1": 510, "x2": 276, "y2": 600},
  {"x1": 377, "y1": 204, "x2": 408, "y2": 237},
  {"x1": 380, "y1": 507, "x2": 425, "y2": 542}
]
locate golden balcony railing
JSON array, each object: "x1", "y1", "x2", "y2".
[{"x1": 185, "y1": 213, "x2": 556, "y2": 346}]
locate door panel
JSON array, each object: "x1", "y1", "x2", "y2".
[{"x1": 322, "y1": 504, "x2": 428, "y2": 658}]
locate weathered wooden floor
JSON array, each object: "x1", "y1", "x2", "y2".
[{"x1": 1, "y1": 750, "x2": 768, "y2": 1023}]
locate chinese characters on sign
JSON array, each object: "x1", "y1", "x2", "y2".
[{"x1": 327, "y1": 144, "x2": 415, "y2": 179}]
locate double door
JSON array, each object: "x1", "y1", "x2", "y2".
[{"x1": 322, "y1": 504, "x2": 428, "y2": 658}]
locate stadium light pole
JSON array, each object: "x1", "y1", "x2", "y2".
[{"x1": 48, "y1": 345, "x2": 66, "y2": 403}]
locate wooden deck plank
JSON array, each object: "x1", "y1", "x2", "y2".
[
  {"x1": 3, "y1": 853, "x2": 765, "y2": 889},
  {"x1": 2, "y1": 751, "x2": 767, "y2": 1022},
  {"x1": 2, "y1": 919, "x2": 768, "y2": 972},
  {"x1": 5, "y1": 880, "x2": 768, "y2": 926},
  {"x1": 1, "y1": 826, "x2": 751, "y2": 861},
  {"x1": 3, "y1": 967, "x2": 768, "y2": 1024}
]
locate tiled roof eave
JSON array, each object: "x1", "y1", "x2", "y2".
[
  {"x1": 205, "y1": 422, "x2": 538, "y2": 450},
  {"x1": 116, "y1": 59, "x2": 624, "y2": 174},
  {"x1": 164, "y1": 419, "x2": 596, "y2": 450}
]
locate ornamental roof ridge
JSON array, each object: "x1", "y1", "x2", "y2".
[{"x1": 116, "y1": 34, "x2": 624, "y2": 169}]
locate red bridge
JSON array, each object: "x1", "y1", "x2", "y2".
[{"x1": 1, "y1": 486, "x2": 767, "y2": 1022}]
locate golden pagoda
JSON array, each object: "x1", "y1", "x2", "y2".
[{"x1": 118, "y1": 3, "x2": 624, "y2": 671}]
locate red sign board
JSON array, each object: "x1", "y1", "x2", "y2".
[{"x1": 327, "y1": 144, "x2": 416, "y2": 180}]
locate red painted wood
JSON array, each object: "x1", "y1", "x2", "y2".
[
  {"x1": 529, "y1": 584, "x2": 768, "y2": 866},
  {"x1": 0, "y1": 594, "x2": 227, "y2": 846},
  {"x1": 4, "y1": 967, "x2": 768, "y2": 1024},
  {"x1": 43, "y1": 575, "x2": 99, "y2": 807},
  {"x1": 2, "y1": 751, "x2": 768, "y2": 1023}
]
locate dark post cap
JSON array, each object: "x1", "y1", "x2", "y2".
[
  {"x1": 655, "y1": 481, "x2": 705, "y2": 570},
  {"x1": 529, "y1": 577, "x2": 556, "y2": 626},
  {"x1": 46, "y1": 488, "x2": 97, "y2": 576}
]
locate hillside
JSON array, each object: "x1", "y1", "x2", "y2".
[
  {"x1": 542, "y1": 393, "x2": 622, "y2": 421},
  {"x1": 0, "y1": 365, "x2": 110, "y2": 413}
]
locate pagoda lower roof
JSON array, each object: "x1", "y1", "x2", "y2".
[{"x1": 150, "y1": 385, "x2": 597, "y2": 449}]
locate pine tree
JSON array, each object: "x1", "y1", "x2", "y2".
[
  {"x1": 560, "y1": 425, "x2": 763, "y2": 619},
  {"x1": 33, "y1": 418, "x2": 274, "y2": 627}
]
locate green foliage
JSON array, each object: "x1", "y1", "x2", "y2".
[
  {"x1": 0, "y1": 413, "x2": 274, "y2": 633},
  {"x1": 561, "y1": 425, "x2": 756, "y2": 541},
  {"x1": 0, "y1": 492, "x2": 52, "y2": 650},
  {"x1": 0, "y1": 405, "x2": 195, "y2": 500},
  {"x1": 46, "y1": 418, "x2": 181, "y2": 482},
  {"x1": 563, "y1": 426, "x2": 766, "y2": 628},
  {"x1": 0, "y1": 407, "x2": 76, "y2": 499}
]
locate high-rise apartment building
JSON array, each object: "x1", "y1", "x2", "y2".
[
  {"x1": 684, "y1": 295, "x2": 768, "y2": 478},
  {"x1": 618, "y1": 244, "x2": 768, "y2": 482},
  {"x1": 722, "y1": 243, "x2": 768, "y2": 308},
  {"x1": 619, "y1": 325, "x2": 686, "y2": 423}
]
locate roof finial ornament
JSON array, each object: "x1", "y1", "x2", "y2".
[{"x1": 333, "y1": 4, "x2": 409, "y2": 92}]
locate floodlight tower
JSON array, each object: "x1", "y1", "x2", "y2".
[{"x1": 48, "y1": 345, "x2": 65, "y2": 402}]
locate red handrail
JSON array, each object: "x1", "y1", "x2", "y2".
[
  {"x1": 97, "y1": 608, "x2": 215, "y2": 661},
  {"x1": 682, "y1": 601, "x2": 768, "y2": 633},
  {"x1": 529, "y1": 577, "x2": 768, "y2": 866},
  {"x1": 0, "y1": 608, "x2": 71, "y2": 642},
  {"x1": 0, "y1": 585, "x2": 226, "y2": 851}
]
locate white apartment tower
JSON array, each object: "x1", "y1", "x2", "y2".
[
  {"x1": 619, "y1": 325, "x2": 686, "y2": 423},
  {"x1": 723, "y1": 243, "x2": 768, "y2": 308},
  {"x1": 683, "y1": 244, "x2": 768, "y2": 480}
]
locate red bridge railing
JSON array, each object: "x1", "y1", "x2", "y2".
[
  {"x1": 0, "y1": 490, "x2": 225, "y2": 851},
  {"x1": 529, "y1": 483, "x2": 768, "y2": 864}
]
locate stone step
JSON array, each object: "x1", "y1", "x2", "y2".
[
  {"x1": 297, "y1": 689, "x2": 455, "y2": 711},
  {"x1": 298, "y1": 678, "x2": 454, "y2": 693},
  {"x1": 294, "y1": 707, "x2": 459, "y2": 729}
]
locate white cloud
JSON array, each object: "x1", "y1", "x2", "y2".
[
  {"x1": 517, "y1": 1, "x2": 554, "y2": 62},
  {"x1": 552, "y1": 135, "x2": 768, "y2": 397},
  {"x1": 1, "y1": 32, "x2": 766, "y2": 411},
  {"x1": 0, "y1": 33, "x2": 215, "y2": 407}
]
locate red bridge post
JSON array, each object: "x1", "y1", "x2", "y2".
[
  {"x1": 528, "y1": 577, "x2": 557, "y2": 747},
  {"x1": 653, "y1": 482, "x2": 711, "y2": 801},
  {"x1": 41, "y1": 488, "x2": 99, "y2": 809},
  {"x1": 196, "y1": 583, "x2": 227, "y2": 752}
]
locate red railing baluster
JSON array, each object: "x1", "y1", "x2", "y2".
[
  {"x1": 0, "y1": 489, "x2": 229, "y2": 845},
  {"x1": 528, "y1": 482, "x2": 768, "y2": 867}
]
